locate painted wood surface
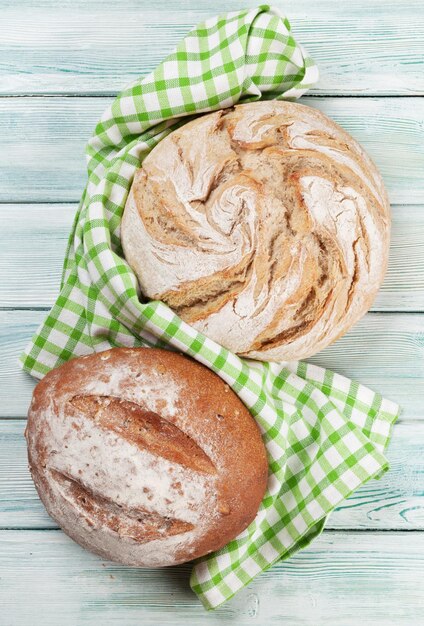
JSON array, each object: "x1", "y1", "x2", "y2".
[
  {"x1": 1, "y1": 530, "x2": 423, "y2": 625},
  {"x1": 1, "y1": 96, "x2": 423, "y2": 204},
  {"x1": 2, "y1": 203, "x2": 424, "y2": 311},
  {"x1": 1, "y1": 0, "x2": 424, "y2": 96},
  {"x1": 2, "y1": 310, "x2": 422, "y2": 419},
  {"x1": 1, "y1": 420, "x2": 422, "y2": 531},
  {"x1": 2, "y1": 0, "x2": 424, "y2": 623}
]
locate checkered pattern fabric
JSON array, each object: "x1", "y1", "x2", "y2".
[{"x1": 20, "y1": 5, "x2": 399, "y2": 610}]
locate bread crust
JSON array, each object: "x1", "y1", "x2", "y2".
[
  {"x1": 26, "y1": 348, "x2": 268, "y2": 567},
  {"x1": 122, "y1": 101, "x2": 390, "y2": 360}
]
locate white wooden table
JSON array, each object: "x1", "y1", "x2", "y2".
[{"x1": 1, "y1": 1, "x2": 424, "y2": 624}]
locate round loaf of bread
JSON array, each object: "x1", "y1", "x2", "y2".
[
  {"x1": 122, "y1": 101, "x2": 390, "y2": 361},
  {"x1": 26, "y1": 348, "x2": 267, "y2": 567}
]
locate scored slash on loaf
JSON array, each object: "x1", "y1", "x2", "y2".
[
  {"x1": 122, "y1": 101, "x2": 390, "y2": 361},
  {"x1": 25, "y1": 348, "x2": 268, "y2": 567}
]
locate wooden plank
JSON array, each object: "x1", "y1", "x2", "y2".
[
  {"x1": 1, "y1": 310, "x2": 423, "y2": 419},
  {"x1": 1, "y1": 203, "x2": 423, "y2": 311},
  {"x1": 1, "y1": 420, "x2": 422, "y2": 531},
  {"x1": 1, "y1": 96, "x2": 423, "y2": 204},
  {"x1": 1, "y1": 529, "x2": 423, "y2": 624},
  {"x1": 1, "y1": 0, "x2": 423, "y2": 96},
  {"x1": 0, "y1": 97, "x2": 106, "y2": 203},
  {"x1": 373, "y1": 204, "x2": 424, "y2": 311},
  {"x1": 308, "y1": 97, "x2": 424, "y2": 207},
  {"x1": 0, "y1": 204, "x2": 75, "y2": 308},
  {"x1": 308, "y1": 312, "x2": 424, "y2": 378}
]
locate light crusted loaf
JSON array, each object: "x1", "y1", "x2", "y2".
[
  {"x1": 122, "y1": 101, "x2": 390, "y2": 361},
  {"x1": 26, "y1": 348, "x2": 268, "y2": 567}
]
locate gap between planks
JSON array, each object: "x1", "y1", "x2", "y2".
[
  {"x1": 0, "y1": 94, "x2": 423, "y2": 99},
  {"x1": 1, "y1": 529, "x2": 423, "y2": 625}
]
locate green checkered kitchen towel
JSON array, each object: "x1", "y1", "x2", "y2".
[{"x1": 21, "y1": 5, "x2": 399, "y2": 610}]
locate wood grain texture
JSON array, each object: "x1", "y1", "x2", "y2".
[
  {"x1": 2, "y1": 203, "x2": 424, "y2": 311},
  {"x1": 1, "y1": 420, "x2": 422, "y2": 531},
  {"x1": 1, "y1": 310, "x2": 423, "y2": 419},
  {"x1": 0, "y1": 204, "x2": 74, "y2": 308},
  {"x1": 373, "y1": 204, "x2": 424, "y2": 311},
  {"x1": 1, "y1": 530, "x2": 423, "y2": 625},
  {"x1": 0, "y1": 96, "x2": 423, "y2": 204},
  {"x1": 1, "y1": 0, "x2": 423, "y2": 96},
  {"x1": 308, "y1": 313, "x2": 424, "y2": 377}
]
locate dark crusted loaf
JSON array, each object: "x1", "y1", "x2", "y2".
[{"x1": 25, "y1": 348, "x2": 268, "y2": 567}]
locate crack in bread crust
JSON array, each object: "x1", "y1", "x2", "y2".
[
  {"x1": 69, "y1": 395, "x2": 217, "y2": 475},
  {"x1": 49, "y1": 468, "x2": 194, "y2": 542}
]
